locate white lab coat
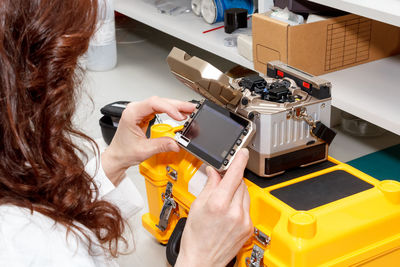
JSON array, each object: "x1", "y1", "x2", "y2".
[{"x1": 0, "y1": 157, "x2": 144, "y2": 267}]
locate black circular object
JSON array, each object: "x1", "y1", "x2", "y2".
[
  {"x1": 248, "y1": 112, "x2": 255, "y2": 120},
  {"x1": 241, "y1": 97, "x2": 249, "y2": 106},
  {"x1": 282, "y1": 80, "x2": 291, "y2": 88},
  {"x1": 223, "y1": 159, "x2": 229, "y2": 166},
  {"x1": 166, "y1": 218, "x2": 187, "y2": 266}
]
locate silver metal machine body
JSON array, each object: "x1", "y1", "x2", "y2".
[{"x1": 167, "y1": 47, "x2": 334, "y2": 177}]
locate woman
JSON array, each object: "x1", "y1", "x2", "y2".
[{"x1": 0, "y1": 0, "x2": 252, "y2": 266}]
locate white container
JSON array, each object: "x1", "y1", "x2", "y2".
[
  {"x1": 191, "y1": 0, "x2": 202, "y2": 16},
  {"x1": 87, "y1": 0, "x2": 117, "y2": 71}
]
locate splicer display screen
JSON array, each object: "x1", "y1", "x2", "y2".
[{"x1": 183, "y1": 100, "x2": 248, "y2": 168}]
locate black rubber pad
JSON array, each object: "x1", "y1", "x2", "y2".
[
  {"x1": 264, "y1": 143, "x2": 327, "y2": 175},
  {"x1": 270, "y1": 170, "x2": 374, "y2": 210},
  {"x1": 244, "y1": 160, "x2": 336, "y2": 188}
]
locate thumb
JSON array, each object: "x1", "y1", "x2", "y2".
[
  {"x1": 142, "y1": 137, "x2": 180, "y2": 158},
  {"x1": 198, "y1": 166, "x2": 221, "y2": 198}
]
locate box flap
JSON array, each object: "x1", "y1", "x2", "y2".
[{"x1": 253, "y1": 13, "x2": 288, "y2": 74}]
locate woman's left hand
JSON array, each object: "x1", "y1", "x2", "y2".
[{"x1": 101, "y1": 96, "x2": 195, "y2": 185}]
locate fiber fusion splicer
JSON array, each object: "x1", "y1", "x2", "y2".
[
  {"x1": 139, "y1": 48, "x2": 400, "y2": 267},
  {"x1": 167, "y1": 47, "x2": 335, "y2": 177}
]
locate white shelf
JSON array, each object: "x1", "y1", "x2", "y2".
[
  {"x1": 320, "y1": 55, "x2": 400, "y2": 136},
  {"x1": 309, "y1": 0, "x2": 400, "y2": 27},
  {"x1": 115, "y1": 0, "x2": 253, "y2": 69},
  {"x1": 115, "y1": 0, "x2": 400, "y2": 136}
]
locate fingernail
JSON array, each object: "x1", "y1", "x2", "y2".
[
  {"x1": 206, "y1": 166, "x2": 213, "y2": 176},
  {"x1": 241, "y1": 148, "x2": 249, "y2": 157}
]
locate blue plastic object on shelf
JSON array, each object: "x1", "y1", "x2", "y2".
[{"x1": 201, "y1": 0, "x2": 253, "y2": 24}]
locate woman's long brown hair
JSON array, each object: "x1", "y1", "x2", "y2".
[{"x1": 0, "y1": 0, "x2": 126, "y2": 257}]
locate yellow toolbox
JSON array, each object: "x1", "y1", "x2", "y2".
[{"x1": 140, "y1": 123, "x2": 400, "y2": 267}]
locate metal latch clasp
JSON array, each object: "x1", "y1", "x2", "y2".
[
  {"x1": 246, "y1": 244, "x2": 265, "y2": 267},
  {"x1": 156, "y1": 182, "x2": 176, "y2": 232},
  {"x1": 287, "y1": 106, "x2": 318, "y2": 138},
  {"x1": 254, "y1": 228, "x2": 271, "y2": 247},
  {"x1": 287, "y1": 106, "x2": 336, "y2": 144},
  {"x1": 287, "y1": 107, "x2": 316, "y2": 129}
]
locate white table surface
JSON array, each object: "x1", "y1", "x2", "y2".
[{"x1": 75, "y1": 18, "x2": 400, "y2": 267}]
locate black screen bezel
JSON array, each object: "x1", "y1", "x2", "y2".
[{"x1": 181, "y1": 100, "x2": 250, "y2": 169}]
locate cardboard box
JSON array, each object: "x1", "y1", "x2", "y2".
[{"x1": 253, "y1": 13, "x2": 400, "y2": 75}]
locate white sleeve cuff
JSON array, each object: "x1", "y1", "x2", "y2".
[
  {"x1": 85, "y1": 157, "x2": 144, "y2": 219},
  {"x1": 85, "y1": 157, "x2": 115, "y2": 196},
  {"x1": 102, "y1": 177, "x2": 144, "y2": 219}
]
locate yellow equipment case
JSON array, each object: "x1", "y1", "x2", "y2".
[{"x1": 140, "y1": 124, "x2": 400, "y2": 267}]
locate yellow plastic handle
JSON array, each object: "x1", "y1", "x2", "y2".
[{"x1": 150, "y1": 124, "x2": 184, "y2": 139}]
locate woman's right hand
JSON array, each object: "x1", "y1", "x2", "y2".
[
  {"x1": 101, "y1": 96, "x2": 195, "y2": 186},
  {"x1": 175, "y1": 149, "x2": 253, "y2": 267}
]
